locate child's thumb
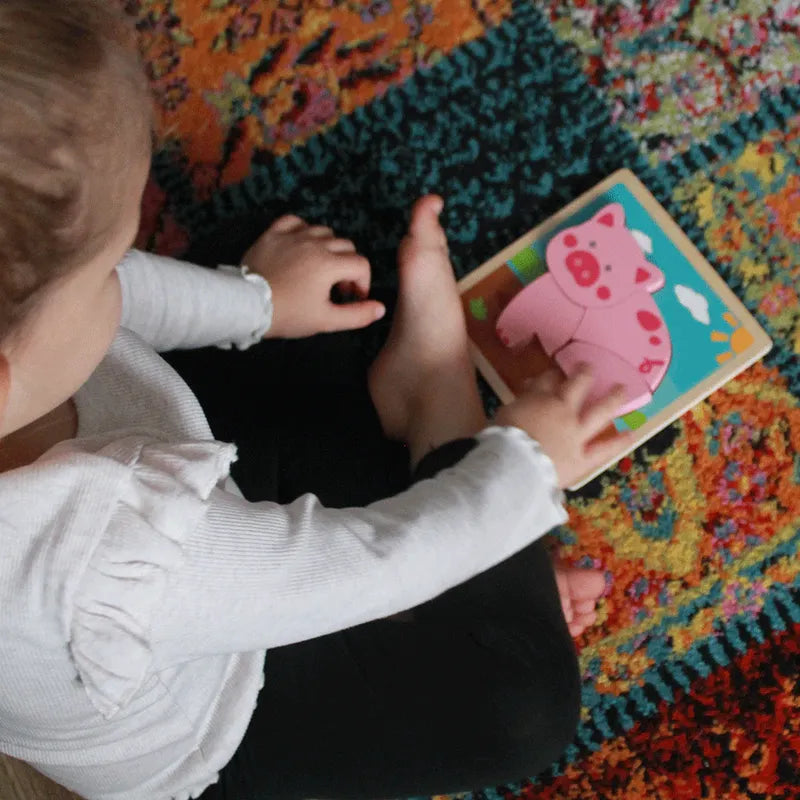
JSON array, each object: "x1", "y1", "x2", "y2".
[{"x1": 330, "y1": 300, "x2": 386, "y2": 331}]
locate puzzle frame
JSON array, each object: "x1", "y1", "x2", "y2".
[{"x1": 458, "y1": 169, "x2": 772, "y2": 489}]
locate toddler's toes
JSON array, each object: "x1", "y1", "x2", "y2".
[
  {"x1": 406, "y1": 195, "x2": 446, "y2": 247},
  {"x1": 567, "y1": 620, "x2": 585, "y2": 637},
  {"x1": 573, "y1": 599, "x2": 597, "y2": 616},
  {"x1": 555, "y1": 569, "x2": 573, "y2": 622},
  {"x1": 554, "y1": 563, "x2": 605, "y2": 636},
  {"x1": 557, "y1": 565, "x2": 606, "y2": 603},
  {"x1": 568, "y1": 610, "x2": 598, "y2": 638}
]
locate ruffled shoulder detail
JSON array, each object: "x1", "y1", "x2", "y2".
[{"x1": 67, "y1": 435, "x2": 237, "y2": 719}]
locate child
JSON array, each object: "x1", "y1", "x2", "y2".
[{"x1": 0, "y1": 2, "x2": 627, "y2": 799}]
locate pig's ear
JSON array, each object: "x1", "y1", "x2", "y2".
[
  {"x1": 633, "y1": 261, "x2": 665, "y2": 292},
  {"x1": 592, "y1": 203, "x2": 626, "y2": 229}
]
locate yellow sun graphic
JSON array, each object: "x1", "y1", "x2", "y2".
[{"x1": 711, "y1": 312, "x2": 755, "y2": 363}]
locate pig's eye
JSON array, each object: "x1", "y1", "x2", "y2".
[
  {"x1": 604, "y1": 264, "x2": 612, "y2": 271},
  {"x1": 589, "y1": 241, "x2": 596, "y2": 247}
]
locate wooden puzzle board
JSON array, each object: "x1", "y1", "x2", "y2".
[{"x1": 458, "y1": 169, "x2": 772, "y2": 489}]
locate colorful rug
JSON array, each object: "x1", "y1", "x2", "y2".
[{"x1": 131, "y1": 1, "x2": 800, "y2": 797}]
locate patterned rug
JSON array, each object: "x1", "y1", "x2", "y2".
[{"x1": 131, "y1": 1, "x2": 800, "y2": 797}]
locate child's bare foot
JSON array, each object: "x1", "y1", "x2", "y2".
[
  {"x1": 554, "y1": 562, "x2": 606, "y2": 637},
  {"x1": 368, "y1": 196, "x2": 485, "y2": 465}
]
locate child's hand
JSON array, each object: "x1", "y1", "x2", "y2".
[
  {"x1": 242, "y1": 215, "x2": 386, "y2": 339},
  {"x1": 494, "y1": 365, "x2": 632, "y2": 488}
]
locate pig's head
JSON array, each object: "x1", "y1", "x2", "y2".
[{"x1": 544, "y1": 203, "x2": 664, "y2": 308}]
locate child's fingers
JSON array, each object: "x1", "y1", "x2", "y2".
[
  {"x1": 326, "y1": 237, "x2": 357, "y2": 254},
  {"x1": 581, "y1": 384, "x2": 626, "y2": 435},
  {"x1": 269, "y1": 214, "x2": 306, "y2": 233},
  {"x1": 329, "y1": 254, "x2": 372, "y2": 297},
  {"x1": 560, "y1": 363, "x2": 594, "y2": 409},
  {"x1": 307, "y1": 225, "x2": 335, "y2": 239},
  {"x1": 325, "y1": 300, "x2": 386, "y2": 331},
  {"x1": 584, "y1": 430, "x2": 634, "y2": 465},
  {"x1": 522, "y1": 368, "x2": 560, "y2": 394}
]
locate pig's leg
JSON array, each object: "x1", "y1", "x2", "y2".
[
  {"x1": 555, "y1": 340, "x2": 652, "y2": 417},
  {"x1": 496, "y1": 274, "x2": 583, "y2": 354}
]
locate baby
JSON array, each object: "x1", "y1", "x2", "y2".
[{"x1": 0, "y1": 2, "x2": 627, "y2": 799}]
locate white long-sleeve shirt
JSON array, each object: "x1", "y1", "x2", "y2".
[{"x1": 0, "y1": 251, "x2": 567, "y2": 800}]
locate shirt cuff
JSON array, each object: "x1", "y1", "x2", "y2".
[
  {"x1": 412, "y1": 438, "x2": 479, "y2": 482},
  {"x1": 215, "y1": 265, "x2": 273, "y2": 350},
  {"x1": 413, "y1": 427, "x2": 566, "y2": 524}
]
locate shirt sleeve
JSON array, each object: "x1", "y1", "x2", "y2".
[
  {"x1": 116, "y1": 250, "x2": 273, "y2": 352},
  {"x1": 147, "y1": 425, "x2": 567, "y2": 667}
]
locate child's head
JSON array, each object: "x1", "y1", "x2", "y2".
[{"x1": 0, "y1": 0, "x2": 153, "y2": 437}]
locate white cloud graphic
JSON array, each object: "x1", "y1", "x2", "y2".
[
  {"x1": 675, "y1": 284, "x2": 710, "y2": 325},
  {"x1": 631, "y1": 229, "x2": 652, "y2": 254}
]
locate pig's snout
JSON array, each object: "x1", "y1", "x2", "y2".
[{"x1": 565, "y1": 250, "x2": 600, "y2": 287}]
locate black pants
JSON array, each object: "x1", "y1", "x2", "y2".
[{"x1": 165, "y1": 332, "x2": 580, "y2": 800}]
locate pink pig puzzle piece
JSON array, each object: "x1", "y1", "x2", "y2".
[{"x1": 495, "y1": 202, "x2": 672, "y2": 416}]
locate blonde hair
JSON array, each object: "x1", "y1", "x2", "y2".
[{"x1": 0, "y1": 0, "x2": 153, "y2": 345}]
